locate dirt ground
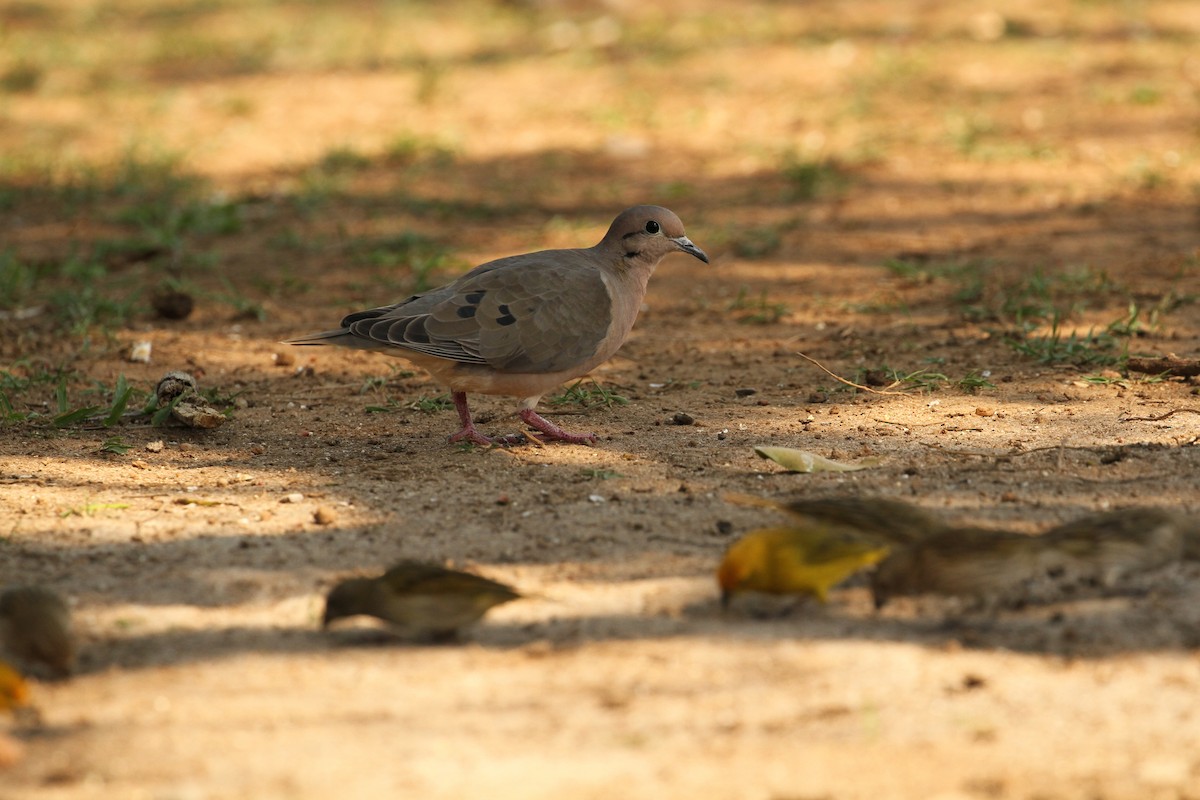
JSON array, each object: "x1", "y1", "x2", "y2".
[{"x1": 3, "y1": 0, "x2": 1200, "y2": 797}]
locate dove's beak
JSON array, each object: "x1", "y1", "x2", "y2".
[{"x1": 672, "y1": 236, "x2": 709, "y2": 264}]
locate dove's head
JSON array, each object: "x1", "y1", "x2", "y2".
[{"x1": 603, "y1": 205, "x2": 708, "y2": 266}]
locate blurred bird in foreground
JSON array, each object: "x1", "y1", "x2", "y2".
[
  {"x1": 870, "y1": 527, "x2": 1051, "y2": 609},
  {"x1": 323, "y1": 561, "x2": 522, "y2": 641},
  {"x1": 0, "y1": 587, "x2": 75, "y2": 678},
  {"x1": 0, "y1": 661, "x2": 29, "y2": 713},
  {"x1": 1042, "y1": 507, "x2": 1186, "y2": 586},
  {"x1": 723, "y1": 493, "x2": 949, "y2": 546},
  {"x1": 717, "y1": 524, "x2": 890, "y2": 607}
]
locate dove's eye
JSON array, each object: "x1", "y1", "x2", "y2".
[{"x1": 645, "y1": 220, "x2": 660, "y2": 234}]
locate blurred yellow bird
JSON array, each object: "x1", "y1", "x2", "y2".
[
  {"x1": 0, "y1": 661, "x2": 29, "y2": 713},
  {"x1": 323, "y1": 560, "x2": 522, "y2": 641},
  {"x1": 717, "y1": 524, "x2": 890, "y2": 606}
]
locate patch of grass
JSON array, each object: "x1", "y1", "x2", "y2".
[
  {"x1": 99, "y1": 435, "x2": 133, "y2": 455},
  {"x1": 580, "y1": 468, "x2": 623, "y2": 480},
  {"x1": 729, "y1": 225, "x2": 783, "y2": 259},
  {"x1": 548, "y1": 380, "x2": 628, "y2": 409},
  {"x1": 1004, "y1": 314, "x2": 1122, "y2": 366},
  {"x1": 383, "y1": 133, "x2": 457, "y2": 168},
  {"x1": 728, "y1": 285, "x2": 788, "y2": 324},
  {"x1": 357, "y1": 231, "x2": 459, "y2": 293},
  {"x1": 318, "y1": 146, "x2": 373, "y2": 174},
  {"x1": 781, "y1": 155, "x2": 846, "y2": 201},
  {"x1": 956, "y1": 371, "x2": 996, "y2": 393},
  {"x1": 212, "y1": 277, "x2": 266, "y2": 321},
  {"x1": 408, "y1": 394, "x2": 453, "y2": 413},
  {"x1": 60, "y1": 502, "x2": 130, "y2": 518},
  {"x1": 0, "y1": 251, "x2": 36, "y2": 309}
]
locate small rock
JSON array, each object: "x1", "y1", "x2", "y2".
[
  {"x1": 974, "y1": 406, "x2": 995, "y2": 417},
  {"x1": 151, "y1": 289, "x2": 195, "y2": 321},
  {"x1": 715, "y1": 520, "x2": 734, "y2": 535},
  {"x1": 588, "y1": 494, "x2": 606, "y2": 503},
  {"x1": 669, "y1": 412, "x2": 695, "y2": 426},
  {"x1": 127, "y1": 341, "x2": 153, "y2": 364},
  {"x1": 273, "y1": 351, "x2": 296, "y2": 367},
  {"x1": 145, "y1": 440, "x2": 164, "y2": 453},
  {"x1": 248, "y1": 443, "x2": 267, "y2": 455},
  {"x1": 282, "y1": 492, "x2": 304, "y2": 504},
  {"x1": 156, "y1": 372, "x2": 197, "y2": 403},
  {"x1": 734, "y1": 388, "x2": 757, "y2": 397},
  {"x1": 313, "y1": 505, "x2": 337, "y2": 525}
]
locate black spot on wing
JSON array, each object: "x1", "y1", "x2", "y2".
[
  {"x1": 456, "y1": 305, "x2": 477, "y2": 319},
  {"x1": 465, "y1": 291, "x2": 486, "y2": 305},
  {"x1": 494, "y1": 303, "x2": 517, "y2": 326}
]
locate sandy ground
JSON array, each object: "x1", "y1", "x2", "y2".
[{"x1": 3, "y1": 1, "x2": 1200, "y2": 797}]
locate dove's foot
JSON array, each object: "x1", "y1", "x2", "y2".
[{"x1": 519, "y1": 409, "x2": 597, "y2": 444}]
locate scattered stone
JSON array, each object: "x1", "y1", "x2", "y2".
[
  {"x1": 126, "y1": 341, "x2": 152, "y2": 364},
  {"x1": 145, "y1": 440, "x2": 164, "y2": 453},
  {"x1": 273, "y1": 351, "x2": 296, "y2": 367},
  {"x1": 249, "y1": 443, "x2": 267, "y2": 455},
  {"x1": 313, "y1": 505, "x2": 337, "y2": 525},
  {"x1": 669, "y1": 412, "x2": 695, "y2": 426},
  {"x1": 975, "y1": 406, "x2": 995, "y2": 417},
  {"x1": 151, "y1": 288, "x2": 195, "y2": 321},
  {"x1": 154, "y1": 371, "x2": 226, "y2": 430},
  {"x1": 282, "y1": 493, "x2": 304, "y2": 504},
  {"x1": 734, "y1": 388, "x2": 757, "y2": 397}
]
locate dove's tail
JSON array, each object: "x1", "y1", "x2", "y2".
[{"x1": 282, "y1": 329, "x2": 355, "y2": 347}]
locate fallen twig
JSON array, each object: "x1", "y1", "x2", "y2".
[
  {"x1": 795, "y1": 352, "x2": 911, "y2": 396},
  {"x1": 1120, "y1": 408, "x2": 1200, "y2": 423}
]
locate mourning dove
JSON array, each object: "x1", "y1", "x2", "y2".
[
  {"x1": 288, "y1": 205, "x2": 708, "y2": 445},
  {"x1": 323, "y1": 560, "x2": 521, "y2": 641},
  {"x1": 0, "y1": 586, "x2": 75, "y2": 678},
  {"x1": 717, "y1": 524, "x2": 890, "y2": 607}
]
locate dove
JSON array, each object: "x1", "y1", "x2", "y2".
[
  {"x1": 0, "y1": 586, "x2": 75, "y2": 678},
  {"x1": 322, "y1": 561, "x2": 522, "y2": 641},
  {"x1": 287, "y1": 205, "x2": 708, "y2": 445},
  {"x1": 717, "y1": 523, "x2": 890, "y2": 607}
]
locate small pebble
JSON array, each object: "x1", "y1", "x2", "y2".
[
  {"x1": 735, "y1": 388, "x2": 757, "y2": 397},
  {"x1": 145, "y1": 441, "x2": 164, "y2": 453},
  {"x1": 273, "y1": 351, "x2": 296, "y2": 367},
  {"x1": 151, "y1": 289, "x2": 195, "y2": 321},
  {"x1": 282, "y1": 492, "x2": 304, "y2": 504},
  {"x1": 670, "y1": 412, "x2": 695, "y2": 426},
  {"x1": 313, "y1": 505, "x2": 337, "y2": 525},
  {"x1": 127, "y1": 341, "x2": 153, "y2": 364}
]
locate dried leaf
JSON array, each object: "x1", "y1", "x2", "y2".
[{"x1": 753, "y1": 446, "x2": 882, "y2": 473}]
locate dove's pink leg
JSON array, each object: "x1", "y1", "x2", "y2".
[
  {"x1": 448, "y1": 392, "x2": 525, "y2": 446},
  {"x1": 448, "y1": 392, "x2": 497, "y2": 446},
  {"x1": 519, "y1": 409, "x2": 597, "y2": 444}
]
